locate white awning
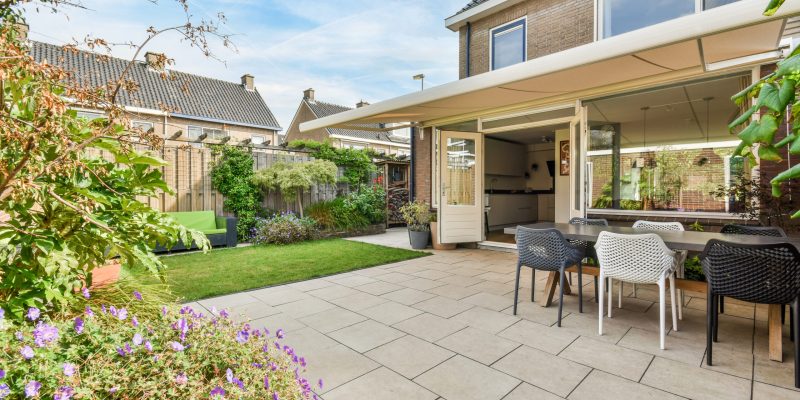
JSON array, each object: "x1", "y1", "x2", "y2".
[{"x1": 301, "y1": 0, "x2": 798, "y2": 133}]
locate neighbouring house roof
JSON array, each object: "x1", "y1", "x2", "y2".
[
  {"x1": 446, "y1": 0, "x2": 526, "y2": 31},
  {"x1": 303, "y1": 1, "x2": 795, "y2": 131},
  {"x1": 305, "y1": 99, "x2": 410, "y2": 145},
  {"x1": 29, "y1": 41, "x2": 282, "y2": 130},
  {"x1": 457, "y1": 0, "x2": 490, "y2": 15}
]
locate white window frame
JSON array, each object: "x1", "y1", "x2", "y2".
[
  {"x1": 595, "y1": 0, "x2": 733, "y2": 40},
  {"x1": 251, "y1": 135, "x2": 266, "y2": 145},
  {"x1": 489, "y1": 16, "x2": 527, "y2": 71},
  {"x1": 187, "y1": 125, "x2": 204, "y2": 141},
  {"x1": 131, "y1": 120, "x2": 154, "y2": 133},
  {"x1": 76, "y1": 110, "x2": 105, "y2": 121}
]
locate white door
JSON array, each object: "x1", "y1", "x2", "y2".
[
  {"x1": 569, "y1": 106, "x2": 588, "y2": 219},
  {"x1": 438, "y1": 130, "x2": 483, "y2": 243}
]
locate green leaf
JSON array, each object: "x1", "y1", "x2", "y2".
[
  {"x1": 775, "y1": 54, "x2": 800, "y2": 78},
  {"x1": 764, "y1": 0, "x2": 786, "y2": 16},
  {"x1": 733, "y1": 141, "x2": 747, "y2": 157},
  {"x1": 738, "y1": 116, "x2": 778, "y2": 145},
  {"x1": 779, "y1": 79, "x2": 796, "y2": 108},
  {"x1": 771, "y1": 163, "x2": 800, "y2": 184},
  {"x1": 758, "y1": 145, "x2": 782, "y2": 162},
  {"x1": 728, "y1": 105, "x2": 757, "y2": 130},
  {"x1": 792, "y1": 209, "x2": 800, "y2": 219},
  {"x1": 791, "y1": 135, "x2": 800, "y2": 155},
  {"x1": 757, "y1": 83, "x2": 783, "y2": 112}
]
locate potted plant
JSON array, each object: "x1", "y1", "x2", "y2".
[
  {"x1": 430, "y1": 213, "x2": 456, "y2": 250},
  {"x1": 400, "y1": 200, "x2": 432, "y2": 249}
]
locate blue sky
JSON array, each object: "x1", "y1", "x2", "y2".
[{"x1": 23, "y1": 0, "x2": 467, "y2": 130}]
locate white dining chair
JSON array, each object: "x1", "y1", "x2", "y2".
[
  {"x1": 632, "y1": 220, "x2": 687, "y2": 320},
  {"x1": 596, "y1": 231, "x2": 679, "y2": 350}
]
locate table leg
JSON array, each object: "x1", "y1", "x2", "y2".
[
  {"x1": 540, "y1": 270, "x2": 572, "y2": 308},
  {"x1": 769, "y1": 304, "x2": 783, "y2": 362}
]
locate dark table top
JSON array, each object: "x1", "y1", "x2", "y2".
[{"x1": 503, "y1": 222, "x2": 800, "y2": 252}]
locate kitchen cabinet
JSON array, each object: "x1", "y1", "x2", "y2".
[
  {"x1": 538, "y1": 194, "x2": 555, "y2": 221},
  {"x1": 485, "y1": 138, "x2": 526, "y2": 176},
  {"x1": 486, "y1": 194, "x2": 538, "y2": 228}
]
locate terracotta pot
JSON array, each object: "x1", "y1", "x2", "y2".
[
  {"x1": 430, "y1": 221, "x2": 456, "y2": 250},
  {"x1": 90, "y1": 261, "x2": 121, "y2": 288}
]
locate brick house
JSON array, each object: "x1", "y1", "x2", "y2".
[
  {"x1": 29, "y1": 40, "x2": 282, "y2": 148},
  {"x1": 300, "y1": 0, "x2": 800, "y2": 244},
  {"x1": 284, "y1": 88, "x2": 411, "y2": 156}
]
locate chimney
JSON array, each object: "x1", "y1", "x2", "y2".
[
  {"x1": 303, "y1": 88, "x2": 315, "y2": 101},
  {"x1": 14, "y1": 23, "x2": 28, "y2": 42},
  {"x1": 356, "y1": 100, "x2": 370, "y2": 108},
  {"x1": 241, "y1": 74, "x2": 254, "y2": 91},
  {"x1": 144, "y1": 52, "x2": 165, "y2": 71}
]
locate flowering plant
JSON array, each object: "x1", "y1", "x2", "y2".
[
  {"x1": 0, "y1": 294, "x2": 319, "y2": 399},
  {"x1": 249, "y1": 213, "x2": 318, "y2": 245}
]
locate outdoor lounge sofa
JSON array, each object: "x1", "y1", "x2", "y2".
[{"x1": 155, "y1": 211, "x2": 237, "y2": 252}]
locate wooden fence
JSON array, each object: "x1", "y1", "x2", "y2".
[{"x1": 88, "y1": 145, "x2": 348, "y2": 215}]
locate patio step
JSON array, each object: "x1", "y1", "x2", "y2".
[{"x1": 477, "y1": 241, "x2": 517, "y2": 253}]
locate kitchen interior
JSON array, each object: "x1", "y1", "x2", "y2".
[{"x1": 484, "y1": 123, "x2": 564, "y2": 243}]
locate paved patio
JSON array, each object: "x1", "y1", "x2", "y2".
[{"x1": 187, "y1": 243, "x2": 800, "y2": 399}]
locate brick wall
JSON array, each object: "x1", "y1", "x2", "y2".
[
  {"x1": 414, "y1": 127, "x2": 433, "y2": 205},
  {"x1": 458, "y1": 0, "x2": 594, "y2": 79}
]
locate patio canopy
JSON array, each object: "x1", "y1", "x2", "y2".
[{"x1": 300, "y1": 1, "x2": 800, "y2": 132}]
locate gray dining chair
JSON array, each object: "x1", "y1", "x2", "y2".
[
  {"x1": 568, "y1": 217, "x2": 608, "y2": 302},
  {"x1": 514, "y1": 226, "x2": 585, "y2": 326}
]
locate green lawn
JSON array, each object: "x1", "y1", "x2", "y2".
[{"x1": 128, "y1": 239, "x2": 428, "y2": 301}]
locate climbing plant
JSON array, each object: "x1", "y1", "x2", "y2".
[
  {"x1": 287, "y1": 140, "x2": 376, "y2": 184},
  {"x1": 209, "y1": 145, "x2": 263, "y2": 240}
]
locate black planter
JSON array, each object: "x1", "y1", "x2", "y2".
[{"x1": 408, "y1": 229, "x2": 430, "y2": 249}]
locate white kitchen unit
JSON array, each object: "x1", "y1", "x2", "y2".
[
  {"x1": 485, "y1": 138, "x2": 526, "y2": 176},
  {"x1": 486, "y1": 194, "x2": 538, "y2": 229},
  {"x1": 537, "y1": 194, "x2": 556, "y2": 221}
]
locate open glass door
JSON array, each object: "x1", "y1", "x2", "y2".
[
  {"x1": 569, "y1": 105, "x2": 588, "y2": 219},
  {"x1": 438, "y1": 130, "x2": 483, "y2": 243}
]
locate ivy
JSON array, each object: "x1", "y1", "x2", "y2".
[
  {"x1": 209, "y1": 145, "x2": 263, "y2": 239},
  {"x1": 286, "y1": 140, "x2": 376, "y2": 184}
]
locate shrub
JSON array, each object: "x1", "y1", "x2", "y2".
[
  {"x1": 250, "y1": 214, "x2": 318, "y2": 245},
  {"x1": 344, "y1": 184, "x2": 386, "y2": 225},
  {"x1": 286, "y1": 140, "x2": 376, "y2": 185},
  {"x1": 0, "y1": 295, "x2": 318, "y2": 399},
  {"x1": 330, "y1": 198, "x2": 370, "y2": 231},
  {"x1": 210, "y1": 146, "x2": 263, "y2": 240},
  {"x1": 399, "y1": 200, "x2": 432, "y2": 232},
  {"x1": 252, "y1": 160, "x2": 338, "y2": 218},
  {"x1": 304, "y1": 200, "x2": 337, "y2": 231}
]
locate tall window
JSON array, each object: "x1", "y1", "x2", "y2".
[
  {"x1": 600, "y1": 0, "x2": 741, "y2": 38},
  {"x1": 491, "y1": 18, "x2": 526, "y2": 70}
]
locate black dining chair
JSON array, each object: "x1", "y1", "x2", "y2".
[
  {"x1": 514, "y1": 226, "x2": 585, "y2": 326},
  {"x1": 718, "y1": 224, "x2": 787, "y2": 315},
  {"x1": 700, "y1": 239, "x2": 800, "y2": 387},
  {"x1": 568, "y1": 217, "x2": 608, "y2": 302}
]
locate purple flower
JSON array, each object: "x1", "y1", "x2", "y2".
[
  {"x1": 318, "y1": 378, "x2": 324, "y2": 389},
  {"x1": 15, "y1": 331, "x2": 23, "y2": 341},
  {"x1": 53, "y1": 386, "x2": 74, "y2": 400},
  {"x1": 263, "y1": 375, "x2": 270, "y2": 390},
  {"x1": 236, "y1": 330, "x2": 249, "y2": 344},
  {"x1": 169, "y1": 341, "x2": 185, "y2": 352},
  {"x1": 0, "y1": 384, "x2": 9, "y2": 399},
  {"x1": 125, "y1": 343, "x2": 132, "y2": 354},
  {"x1": 272, "y1": 393, "x2": 279, "y2": 400},
  {"x1": 116, "y1": 347, "x2": 126, "y2": 357},
  {"x1": 20, "y1": 345, "x2": 34, "y2": 360},
  {"x1": 219, "y1": 309, "x2": 229, "y2": 318},
  {"x1": 132, "y1": 316, "x2": 139, "y2": 328},
  {"x1": 117, "y1": 308, "x2": 128, "y2": 321},
  {"x1": 226, "y1": 368, "x2": 234, "y2": 383},
  {"x1": 210, "y1": 386, "x2": 226, "y2": 397},
  {"x1": 161, "y1": 306, "x2": 168, "y2": 316},
  {"x1": 233, "y1": 377, "x2": 245, "y2": 390},
  {"x1": 26, "y1": 307, "x2": 40, "y2": 321},
  {"x1": 32, "y1": 322, "x2": 59, "y2": 347},
  {"x1": 133, "y1": 291, "x2": 143, "y2": 301},
  {"x1": 175, "y1": 372, "x2": 188, "y2": 385},
  {"x1": 82, "y1": 287, "x2": 90, "y2": 299},
  {"x1": 144, "y1": 341, "x2": 153, "y2": 352},
  {"x1": 74, "y1": 317, "x2": 84, "y2": 334},
  {"x1": 0, "y1": 308, "x2": 4, "y2": 320},
  {"x1": 0, "y1": 369, "x2": 4, "y2": 379},
  {"x1": 63, "y1": 363, "x2": 76, "y2": 377},
  {"x1": 132, "y1": 333, "x2": 143, "y2": 346},
  {"x1": 24, "y1": 380, "x2": 41, "y2": 397},
  {"x1": 84, "y1": 306, "x2": 94, "y2": 317},
  {"x1": 109, "y1": 306, "x2": 117, "y2": 316},
  {"x1": 108, "y1": 387, "x2": 118, "y2": 394},
  {"x1": 299, "y1": 357, "x2": 306, "y2": 367},
  {"x1": 276, "y1": 329, "x2": 285, "y2": 339},
  {"x1": 175, "y1": 318, "x2": 188, "y2": 334}
]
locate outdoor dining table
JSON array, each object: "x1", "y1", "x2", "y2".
[{"x1": 504, "y1": 222, "x2": 800, "y2": 362}]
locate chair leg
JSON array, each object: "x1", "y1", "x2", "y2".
[
  {"x1": 791, "y1": 305, "x2": 794, "y2": 343},
  {"x1": 598, "y1": 272, "x2": 605, "y2": 335},
  {"x1": 793, "y1": 299, "x2": 799, "y2": 388},
  {"x1": 719, "y1": 296, "x2": 725, "y2": 314},
  {"x1": 669, "y1": 274, "x2": 678, "y2": 332},
  {"x1": 558, "y1": 266, "x2": 566, "y2": 327},
  {"x1": 568, "y1": 271, "x2": 573, "y2": 285},
  {"x1": 531, "y1": 269, "x2": 536, "y2": 303},
  {"x1": 608, "y1": 277, "x2": 613, "y2": 318},
  {"x1": 678, "y1": 289, "x2": 684, "y2": 321},
  {"x1": 713, "y1": 295, "x2": 719, "y2": 343},
  {"x1": 594, "y1": 276, "x2": 598, "y2": 303},
  {"x1": 633, "y1": 283, "x2": 638, "y2": 298},
  {"x1": 577, "y1": 262, "x2": 583, "y2": 314},
  {"x1": 706, "y1": 286, "x2": 713, "y2": 366},
  {"x1": 513, "y1": 263, "x2": 522, "y2": 316},
  {"x1": 618, "y1": 280, "x2": 623, "y2": 309},
  {"x1": 659, "y1": 278, "x2": 666, "y2": 350}
]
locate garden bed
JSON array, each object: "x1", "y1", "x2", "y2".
[{"x1": 318, "y1": 223, "x2": 386, "y2": 239}]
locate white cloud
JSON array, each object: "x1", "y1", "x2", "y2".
[{"x1": 22, "y1": 0, "x2": 466, "y2": 129}]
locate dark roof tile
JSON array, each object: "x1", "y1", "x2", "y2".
[{"x1": 306, "y1": 100, "x2": 409, "y2": 144}]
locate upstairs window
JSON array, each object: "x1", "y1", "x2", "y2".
[
  {"x1": 491, "y1": 17, "x2": 526, "y2": 71},
  {"x1": 600, "y1": 0, "x2": 741, "y2": 38},
  {"x1": 251, "y1": 135, "x2": 266, "y2": 145}
]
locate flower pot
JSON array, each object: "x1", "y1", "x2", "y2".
[
  {"x1": 430, "y1": 221, "x2": 456, "y2": 250},
  {"x1": 408, "y1": 229, "x2": 430, "y2": 250},
  {"x1": 90, "y1": 261, "x2": 121, "y2": 288}
]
